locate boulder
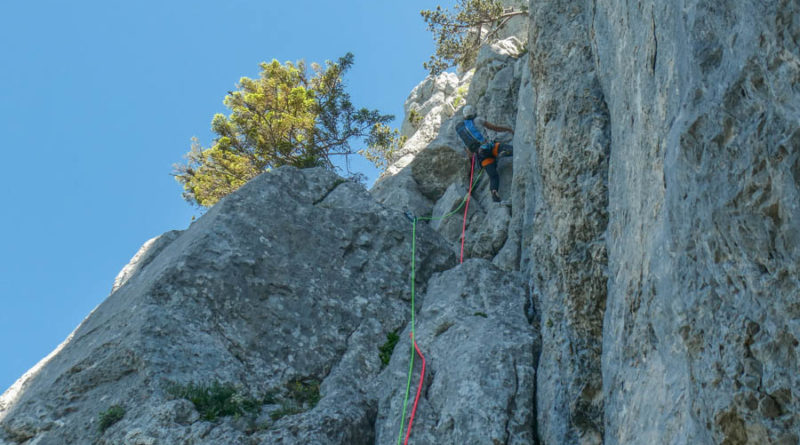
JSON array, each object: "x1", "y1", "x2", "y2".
[
  {"x1": 429, "y1": 182, "x2": 484, "y2": 247},
  {"x1": 0, "y1": 167, "x2": 456, "y2": 445},
  {"x1": 410, "y1": 145, "x2": 471, "y2": 202},
  {"x1": 374, "y1": 260, "x2": 538, "y2": 445},
  {"x1": 370, "y1": 168, "x2": 433, "y2": 217}
]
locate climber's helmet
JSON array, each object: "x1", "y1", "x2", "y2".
[{"x1": 462, "y1": 105, "x2": 476, "y2": 119}]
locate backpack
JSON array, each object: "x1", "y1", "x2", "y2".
[{"x1": 455, "y1": 119, "x2": 485, "y2": 153}]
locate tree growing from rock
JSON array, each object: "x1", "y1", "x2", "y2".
[
  {"x1": 422, "y1": 0, "x2": 528, "y2": 75},
  {"x1": 358, "y1": 125, "x2": 407, "y2": 172},
  {"x1": 174, "y1": 53, "x2": 397, "y2": 207}
]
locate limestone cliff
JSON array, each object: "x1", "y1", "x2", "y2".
[
  {"x1": 2, "y1": 1, "x2": 799, "y2": 444},
  {"x1": 595, "y1": 1, "x2": 800, "y2": 443}
]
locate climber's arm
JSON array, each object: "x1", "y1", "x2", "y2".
[{"x1": 484, "y1": 121, "x2": 514, "y2": 133}]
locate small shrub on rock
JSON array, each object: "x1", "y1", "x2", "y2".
[
  {"x1": 379, "y1": 331, "x2": 400, "y2": 367},
  {"x1": 98, "y1": 405, "x2": 125, "y2": 432},
  {"x1": 166, "y1": 381, "x2": 260, "y2": 421}
]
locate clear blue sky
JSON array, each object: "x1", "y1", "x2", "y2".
[{"x1": 0, "y1": 0, "x2": 455, "y2": 392}]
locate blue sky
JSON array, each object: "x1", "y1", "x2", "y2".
[{"x1": 0, "y1": 0, "x2": 455, "y2": 392}]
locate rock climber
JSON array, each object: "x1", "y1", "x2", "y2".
[{"x1": 459, "y1": 104, "x2": 514, "y2": 202}]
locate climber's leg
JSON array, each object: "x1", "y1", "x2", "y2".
[
  {"x1": 497, "y1": 142, "x2": 513, "y2": 157},
  {"x1": 484, "y1": 161, "x2": 500, "y2": 196}
]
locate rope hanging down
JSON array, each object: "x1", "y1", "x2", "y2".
[
  {"x1": 396, "y1": 217, "x2": 419, "y2": 445},
  {"x1": 410, "y1": 159, "x2": 484, "y2": 227},
  {"x1": 403, "y1": 332, "x2": 426, "y2": 445},
  {"x1": 396, "y1": 159, "x2": 482, "y2": 445},
  {"x1": 460, "y1": 154, "x2": 477, "y2": 263}
]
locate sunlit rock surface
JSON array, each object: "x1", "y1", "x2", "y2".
[{"x1": 3, "y1": 0, "x2": 799, "y2": 443}]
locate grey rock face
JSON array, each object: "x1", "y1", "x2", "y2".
[
  {"x1": 411, "y1": 39, "x2": 526, "y2": 266},
  {"x1": 429, "y1": 182, "x2": 482, "y2": 247},
  {"x1": 516, "y1": 3, "x2": 611, "y2": 444},
  {"x1": 593, "y1": 0, "x2": 800, "y2": 443},
  {"x1": 399, "y1": 72, "x2": 463, "y2": 141},
  {"x1": 111, "y1": 230, "x2": 182, "y2": 293},
  {"x1": 464, "y1": 39, "x2": 526, "y2": 138},
  {"x1": 465, "y1": 201, "x2": 512, "y2": 261},
  {"x1": 374, "y1": 260, "x2": 538, "y2": 445},
  {"x1": 370, "y1": 168, "x2": 433, "y2": 217},
  {"x1": 467, "y1": 39, "x2": 526, "y2": 128},
  {"x1": 410, "y1": 145, "x2": 471, "y2": 202},
  {"x1": 6, "y1": 0, "x2": 799, "y2": 443},
  {"x1": 383, "y1": 71, "x2": 472, "y2": 178},
  {"x1": 0, "y1": 167, "x2": 456, "y2": 445},
  {"x1": 495, "y1": 0, "x2": 530, "y2": 43},
  {"x1": 494, "y1": 51, "x2": 536, "y2": 273}
]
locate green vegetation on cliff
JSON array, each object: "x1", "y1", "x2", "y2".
[
  {"x1": 422, "y1": 0, "x2": 527, "y2": 75},
  {"x1": 174, "y1": 53, "x2": 399, "y2": 207}
]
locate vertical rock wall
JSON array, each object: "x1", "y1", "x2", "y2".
[
  {"x1": 515, "y1": 2, "x2": 611, "y2": 444},
  {"x1": 385, "y1": 0, "x2": 800, "y2": 441},
  {"x1": 374, "y1": 260, "x2": 537, "y2": 445},
  {"x1": 3, "y1": 0, "x2": 798, "y2": 443},
  {"x1": 594, "y1": 0, "x2": 800, "y2": 443},
  {"x1": 511, "y1": 0, "x2": 798, "y2": 442}
]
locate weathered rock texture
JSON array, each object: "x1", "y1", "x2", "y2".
[
  {"x1": 111, "y1": 230, "x2": 182, "y2": 293},
  {"x1": 0, "y1": 167, "x2": 457, "y2": 444},
  {"x1": 382, "y1": 71, "x2": 471, "y2": 179},
  {"x1": 593, "y1": 0, "x2": 800, "y2": 444},
  {"x1": 375, "y1": 260, "x2": 537, "y2": 445},
  {"x1": 0, "y1": 162, "x2": 539, "y2": 445},
  {"x1": 3, "y1": 0, "x2": 800, "y2": 443},
  {"x1": 373, "y1": 37, "x2": 527, "y2": 267},
  {"x1": 521, "y1": 2, "x2": 611, "y2": 445}
]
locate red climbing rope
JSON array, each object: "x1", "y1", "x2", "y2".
[
  {"x1": 398, "y1": 160, "x2": 482, "y2": 443},
  {"x1": 460, "y1": 154, "x2": 476, "y2": 264},
  {"x1": 403, "y1": 331, "x2": 426, "y2": 445}
]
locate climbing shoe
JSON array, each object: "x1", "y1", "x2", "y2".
[{"x1": 491, "y1": 190, "x2": 502, "y2": 202}]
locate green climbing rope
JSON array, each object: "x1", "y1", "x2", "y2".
[
  {"x1": 396, "y1": 217, "x2": 418, "y2": 445},
  {"x1": 416, "y1": 169, "x2": 484, "y2": 223},
  {"x1": 395, "y1": 167, "x2": 484, "y2": 445}
]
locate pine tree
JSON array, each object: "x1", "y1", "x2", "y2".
[
  {"x1": 174, "y1": 53, "x2": 396, "y2": 207},
  {"x1": 422, "y1": 0, "x2": 528, "y2": 75}
]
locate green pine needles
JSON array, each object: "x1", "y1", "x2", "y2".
[
  {"x1": 422, "y1": 0, "x2": 528, "y2": 75},
  {"x1": 174, "y1": 53, "x2": 400, "y2": 207}
]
